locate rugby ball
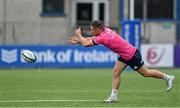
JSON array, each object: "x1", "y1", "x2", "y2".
[{"x1": 22, "y1": 50, "x2": 37, "y2": 63}]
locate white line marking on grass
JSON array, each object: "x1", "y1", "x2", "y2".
[{"x1": 0, "y1": 99, "x2": 102, "y2": 103}]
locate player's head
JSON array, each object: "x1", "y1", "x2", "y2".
[{"x1": 90, "y1": 20, "x2": 104, "y2": 36}]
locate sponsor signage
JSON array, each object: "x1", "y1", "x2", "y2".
[
  {"x1": 0, "y1": 45, "x2": 118, "y2": 68},
  {"x1": 141, "y1": 44, "x2": 174, "y2": 67},
  {"x1": 0, "y1": 44, "x2": 176, "y2": 68},
  {"x1": 121, "y1": 20, "x2": 141, "y2": 50}
]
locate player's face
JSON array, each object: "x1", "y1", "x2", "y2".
[{"x1": 90, "y1": 26, "x2": 101, "y2": 36}]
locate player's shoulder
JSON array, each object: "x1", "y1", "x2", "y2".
[
  {"x1": 104, "y1": 27, "x2": 112, "y2": 31},
  {"x1": 97, "y1": 27, "x2": 112, "y2": 37}
]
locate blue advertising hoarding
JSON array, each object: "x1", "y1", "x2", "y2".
[
  {"x1": 121, "y1": 20, "x2": 141, "y2": 50},
  {"x1": 0, "y1": 45, "x2": 118, "y2": 68}
]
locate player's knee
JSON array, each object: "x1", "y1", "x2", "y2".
[
  {"x1": 112, "y1": 69, "x2": 120, "y2": 78},
  {"x1": 142, "y1": 73, "x2": 149, "y2": 77},
  {"x1": 142, "y1": 71, "x2": 151, "y2": 77},
  {"x1": 138, "y1": 68, "x2": 151, "y2": 77}
]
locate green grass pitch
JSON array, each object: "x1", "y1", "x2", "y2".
[{"x1": 0, "y1": 68, "x2": 179, "y2": 107}]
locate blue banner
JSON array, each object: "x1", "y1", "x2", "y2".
[
  {"x1": 0, "y1": 45, "x2": 118, "y2": 68},
  {"x1": 121, "y1": 20, "x2": 141, "y2": 50}
]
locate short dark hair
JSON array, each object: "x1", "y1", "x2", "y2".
[{"x1": 90, "y1": 20, "x2": 104, "y2": 29}]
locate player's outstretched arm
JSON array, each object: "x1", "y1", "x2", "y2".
[
  {"x1": 74, "y1": 27, "x2": 94, "y2": 47},
  {"x1": 68, "y1": 36, "x2": 80, "y2": 44},
  {"x1": 68, "y1": 36, "x2": 94, "y2": 46}
]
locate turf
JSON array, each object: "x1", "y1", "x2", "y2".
[{"x1": 0, "y1": 68, "x2": 179, "y2": 107}]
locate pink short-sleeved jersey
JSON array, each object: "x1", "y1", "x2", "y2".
[{"x1": 92, "y1": 27, "x2": 137, "y2": 60}]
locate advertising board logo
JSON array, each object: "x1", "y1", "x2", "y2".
[
  {"x1": 1, "y1": 49, "x2": 17, "y2": 63},
  {"x1": 124, "y1": 24, "x2": 130, "y2": 42},
  {"x1": 147, "y1": 47, "x2": 165, "y2": 64}
]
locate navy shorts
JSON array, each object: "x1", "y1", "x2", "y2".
[{"x1": 118, "y1": 49, "x2": 144, "y2": 71}]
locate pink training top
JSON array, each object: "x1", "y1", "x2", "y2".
[{"x1": 92, "y1": 27, "x2": 137, "y2": 60}]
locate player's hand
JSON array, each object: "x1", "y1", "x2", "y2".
[
  {"x1": 68, "y1": 37, "x2": 79, "y2": 44},
  {"x1": 75, "y1": 27, "x2": 81, "y2": 36}
]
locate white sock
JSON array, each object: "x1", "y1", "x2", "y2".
[
  {"x1": 110, "y1": 89, "x2": 118, "y2": 97},
  {"x1": 163, "y1": 74, "x2": 170, "y2": 81}
]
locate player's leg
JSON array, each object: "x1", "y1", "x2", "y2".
[
  {"x1": 137, "y1": 65, "x2": 175, "y2": 92},
  {"x1": 112, "y1": 61, "x2": 127, "y2": 90},
  {"x1": 104, "y1": 60, "x2": 127, "y2": 103},
  {"x1": 137, "y1": 65, "x2": 165, "y2": 78},
  {"x1": 127, "y1": 49, "x2": 175, "y2": 92}
]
